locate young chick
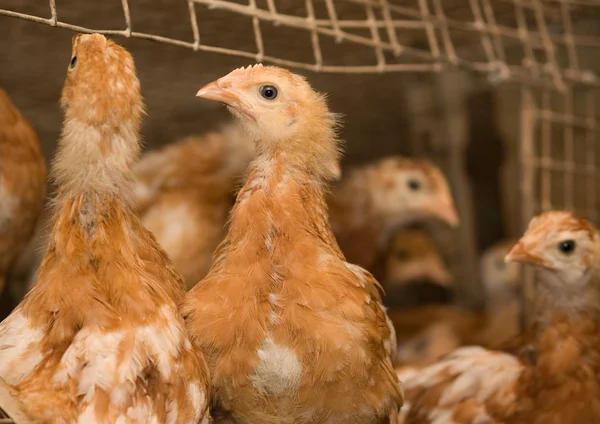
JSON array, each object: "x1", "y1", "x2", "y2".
[
  {"x1": 133, "y1": 124, "x2": 254, "y2": 288},
  {"x1": 0, "y1": 34, "x2": 209, "y2": 423},
  {"x1": 183, "y1": 64, "x2": 402, "y2": 423},
  {"x1": 398, "y1": 210, "x2": 600, "y2": 423},
  {"x1": 0, "y1": 88, "x2": 47, "y2": 297},
  {"x1": 329, "y1": 157, "x2": 459, "y2": 274},
  {"x1": 476, "y1": 238, "x2": 522, "y2": 348},
  {"x1": 383, "y1": 228, "x2": 452, "y2": 291}
]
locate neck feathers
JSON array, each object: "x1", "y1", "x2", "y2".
[
  {"x1": 52, "y1": 117, "x2": 140, "y2": 207},
  {"x1": 250, "y1": 106, "x2": 341, "y2": 185},
  {"x1": 534, "y1": 270, "x2": 600, "y2": 326}
]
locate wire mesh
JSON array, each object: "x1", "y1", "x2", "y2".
[
  {"x1": 519, "y1": 82, "x2": 600, "y2": 325},
  {"x1": 0, "y1": 0, "x2": 599, "y2": 87}
]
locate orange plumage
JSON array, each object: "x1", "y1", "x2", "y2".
[
  {"x1": 397, "y1": 210, "x2": 600, "y2": 423},
  {"x1": 182, "y1": 64, "x2": 402, "y2": 423},
  {"x1": 0, "y1": 88, "x2": 46, "y2": 297},
  {"x1": 0, "y1": 34, "x2": 209, "y2": 423}
]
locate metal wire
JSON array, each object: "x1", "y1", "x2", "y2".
[{"x1": 0, "y1": 0, "x2": 598, "y2": 86}]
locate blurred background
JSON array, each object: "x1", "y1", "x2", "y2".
[{"x1": 1, "y1": 0, "x2": 599, "y2": 369}]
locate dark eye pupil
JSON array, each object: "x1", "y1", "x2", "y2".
[
  {"x1": 70, "y1": 56, "x2": 77, "y2": 68},
  {"x1": 260, "y1": 85, "x2": 277, "y2": 100},
  {"x1": 408, "y1": 180, "x2": 421, "y2": 191},
  {"x1": 395, "y1": 250, "x2": 410, "y2": 260},
  {"x1": 558, "y1": 240, "x2": 575, "y2": 254}
]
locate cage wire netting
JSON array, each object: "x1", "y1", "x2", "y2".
[
  {"x1": 0, "y1": 0, "x2": 600, "y2": 420},
  {"x1": 0, "y1": 0, "x2": 599, "y2": 83}
]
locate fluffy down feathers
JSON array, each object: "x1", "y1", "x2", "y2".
[
  {"x1": 0, "y1": 34, "x2": 209, "y2": 423},
  {"x1": 0, "y1": 88, "x2": 47, "y2": 297},
  {"x1": 184, "y1": 64, "x2": 402, "y2": 423}
]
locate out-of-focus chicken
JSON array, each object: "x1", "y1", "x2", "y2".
[
  {"x1": 383, "y1": 228, "x2": 452, "y2": 288},
  {"x1": 476, "y1": 238, "x2": 522, "y2": 347},
  {"x1": 133, "y1": 124, "x2": 254, "y2": 288},
  {"x1": 0, "y1": 88, "x2": 46, "y2": 297},
  {"x1": 397, "y1": 210, "x2": 600, "y2": 423},
  {"x1": 389, "y1": 238, "x2": 523, "y2": 366},
  {"x1": 390, "y1": 306, "x2": 484, "y2": 366},
  {"x1": 183, "y1": 64, "x2": 402, "y2": 423},
  {"x1": 378, "y1": 228, "x2": 463, "y2": 366},
  {"x1": 382, "y1": 228, "x2": 453, "y2": 308},
  {"x1": 0, "y1": 34, "x2": 209, "y2": 423},
  {"x1": 329, "y1": 156, "x2": 459, "y2": 273}
]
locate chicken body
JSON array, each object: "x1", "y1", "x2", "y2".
[
  {"x1": 0, "y1": 34, "x2": 209, "y2": 423},
  {"x1": 329, "y1": 157, "x2": 459, "y2": 274},
  {"x1": 397, "y1": 210, "x2": 600, "y2": 423},
  {"x1": 0, "y1": 88, "x2": 46, "y2": 296},
  {"x1": 183, "y1": 65, "x2": 402, "y2": 423},
  {"x1": 133, "y1": 124, "x2": 254, "y2": 288}
]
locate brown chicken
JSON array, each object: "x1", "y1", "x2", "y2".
[
  {"x1": 182, "y1": 64, "x2": 402, "y2": 423},
  {"x1": 382, "y1": 228, "x2": 452, "y2": 297},
  {"x1": 329, "y1": 156, "x2": 459, "y2": 274},
  {"x1": 133, "y1": 124, "x2": 254, "y2": 288},
  {"x1": 0, "y1": 88, "x2": 46, "y2": 297},
  {"x1": 397, "y1": 210, "x2": 600, "y2": 423},
  {"x1": 0, "y1": 34, "x2": 209, "y2": 422}
]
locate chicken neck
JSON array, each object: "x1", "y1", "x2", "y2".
[{"x1": 509, "y1": 273, "x2": 600, "y2": 422}]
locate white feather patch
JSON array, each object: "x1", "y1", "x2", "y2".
[
  {"x1": 0, "y1": 311, "x2": 45, "y2": 384},
  {"x1": 250, "y1": 336, "x2": 302, "y2": 396}
]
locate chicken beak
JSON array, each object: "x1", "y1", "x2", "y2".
[
  {"x1": 429, "y1": 262, "x2": 453, "y2": 287},
  {"x1": 196, "y1": 80, "x2": 240, "y2": 105},
  {"x1": 196, "y1": 80, "x2": 256, "y2": 121},
  {"x1": 505, "y1": 242, "x2": 546, "y2": 266},
  {"x1": 431, "y1": 204, "x2": 460, "y2": 228}
]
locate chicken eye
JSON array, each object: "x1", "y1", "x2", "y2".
[
  {"x1": 407, "y1": 179, "x2": 421, "y2": 191},
  {"x1": 259, "y1": 85, "x2": 278, "y2": 100},
  {"x1": 558, "y1": 240, "x2": 576, "y2": 255},
  {"x1": 394, "y1": 249, "x2": 410, "y2": 261},
  {"x1": 70, "y1": 56, "x2": 77, "y2": 69}
]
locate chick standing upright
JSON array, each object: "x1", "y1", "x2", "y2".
[
  {"x1": 0, "y1": 88, "x2": 46, "y2": 296},
  {"x1": 183, "y1": 65, "x2": 402, "y2": 423},
  {"x1": 0, "y1": 34, "x2": 209, "y2": 423}
]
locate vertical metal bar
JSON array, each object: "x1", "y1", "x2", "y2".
[
  {"x1": 540, "y1": 88, "x2": 552, "y2": 211},
  {"x1": 519, "y1": 85, "x2": 536, "y2": 330},
  {"x1": 563, "y1": 88, "x2": 574, "y2": 210},
  {"x1": 188, "y1": 0, "x2": 201, "y2": 50},
  {"x1": 585, "y1": 90, "x2": 597, "y2": 222}
]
